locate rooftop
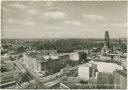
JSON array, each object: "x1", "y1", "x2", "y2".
[
  {"x1": 25, "y1": 51, "x2": 48, "y2": 62},
  {"x1": 24, "y1": 51, "x2": 62, "y2": 63},
  {"x1": 79, "y1": 62, "x2": 96, "y2": 67},
  {"x1": 114, "y1": 69, "x2": 127, "y2": 78}
]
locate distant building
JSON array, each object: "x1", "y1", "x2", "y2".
[
  {"x1": 99, "y1": 55, "x2": 113, "y2": 61},
  {"x1": 43, "y1": 55, "x2": 58, "y2": 60},
  {"x1": 104, "y1": 31, "x2": 110, "y2": 49},
  {"x1": 113, "y1": 69, "x2": 127, "y2": 89},
  {"x1": 78, "y1": 52, "x2": 87, "y2": 63},
  {"x1": 97, "y1": 72, "x2": 114, "y2": 89},
  {"x1": 78, "y1": 62, "x2": 97, "y2": 80},
  {"x1": 118, "y1": 38, "x2": 122, "y2": 48},
  {"x1": 41, "y1": 50, "x2": 57, "y2": 55},
  {"x1": 101, "y1": 31, "x2": 111, "y2": 55},
  {"x1": 69, "y1": 52, "x2": 87, "y2": 63},
  {"x1": 69, "y1": 52, "x2": 79, "y2": 61},
  {"x1": 112, "y1": 38, "x2": 124, "y2": 55}
]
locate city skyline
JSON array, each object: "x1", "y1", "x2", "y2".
[{"x1": 1, "y1": 1, "x2": 127, "y2": 39}]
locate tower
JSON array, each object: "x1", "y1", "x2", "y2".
[
  {"x1": 118, "y1": 37, "x2": 121, "y2": 45},
  {"x1": 104, "y1": 31, "x2": 110, "y2": 50},
  {"x1": 118, "y1": 37, "x2": 122, "y2": 49},
  {"x1": 101, "y1": 31, "x2": 110, "y2": 55}
]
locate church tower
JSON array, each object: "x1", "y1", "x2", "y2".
[
  {"x1": 101, "y1": 31, "x2": 111, "y2": 55},
  {"x1": 104, "y1": 31, "x2": 110, "y2": 50}
]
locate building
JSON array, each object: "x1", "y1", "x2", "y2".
[
  {"x1": 104, "y1": 31, "x2": 110, "y2": 49},
  {"x1": 69, "y1": 52, "x2": 79, "y2": 61},
  {"x1": 113, "y1": 69, "x2": 127, "y2": 89},
  {"x1": 78, "y1": 52, "x2": 87, "y2": 63},
  {"x1": 99, "y1": 55, "x2": 113, "y2": 61},
  {"x1": 23, "y1": 51, "x2": 70, "y2": 75},
  {"x1": 69, "y1": 52, "x2": 87, "y2": 62},
  {"x1": 97, "y1": 72, "x2": 114, "y2": 89},
  {"x1": 101, "y1": 31, "x2": 111, "y2": 55},
  {"x1": 78, "y1": 62, "x2": 97, "y2": 81},
  {"x1": 112, "y1": 38, "x2": 124, "y2": 55}
]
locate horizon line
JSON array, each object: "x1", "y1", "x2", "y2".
[{"x1": 1, "y1": 37, "x2": 127, "y2": 40}]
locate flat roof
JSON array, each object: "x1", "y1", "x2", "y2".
[
  {"x1": 79, "y1": 62, "x2": 96, "y2": 67},
  {"x1": 114, "y1": 69, "x2": 127, "y2": 78},
  {"x1": 25, "y1": 52, "x2": 48, "y2": 62}
]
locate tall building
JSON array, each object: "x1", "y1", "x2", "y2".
[
  {"x1": 101, "y1": 31, "x2": 111, "y2": 55},
  {"x1": 78, "y1": 62, "x2": 97, "y2": 80},
  {"x1": 23, "y1": 51, "x2": 70, "y2": 75},
  {"x1": 104, "y1": 31, "x2": 110, "y2": 50}
]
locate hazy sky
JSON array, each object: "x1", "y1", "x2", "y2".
[{"x1": 1, "y1": 1, "x2": 127, "y2": 39}]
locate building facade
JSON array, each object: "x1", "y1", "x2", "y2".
[
  {"x1": 78, "y1": 63, "x2": 97, "y2": 80},
  {"x1": 23, "y1": 51, "x2": 70, "y2": 75}
]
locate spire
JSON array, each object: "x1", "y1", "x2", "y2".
[{"x1": 104, "y1": 31, "x2": 109, "y2": 41}]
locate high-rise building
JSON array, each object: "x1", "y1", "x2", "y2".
[
  {"x1": 101, "y1": 31, "x2": 111, "y2": 55},
  {"x1": 104, "y1": 31, "x2": 110, "y2": 50}
]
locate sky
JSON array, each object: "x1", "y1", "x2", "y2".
[{"x1": 1, "y1": 1, "x2": 127, "y2": 39}]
